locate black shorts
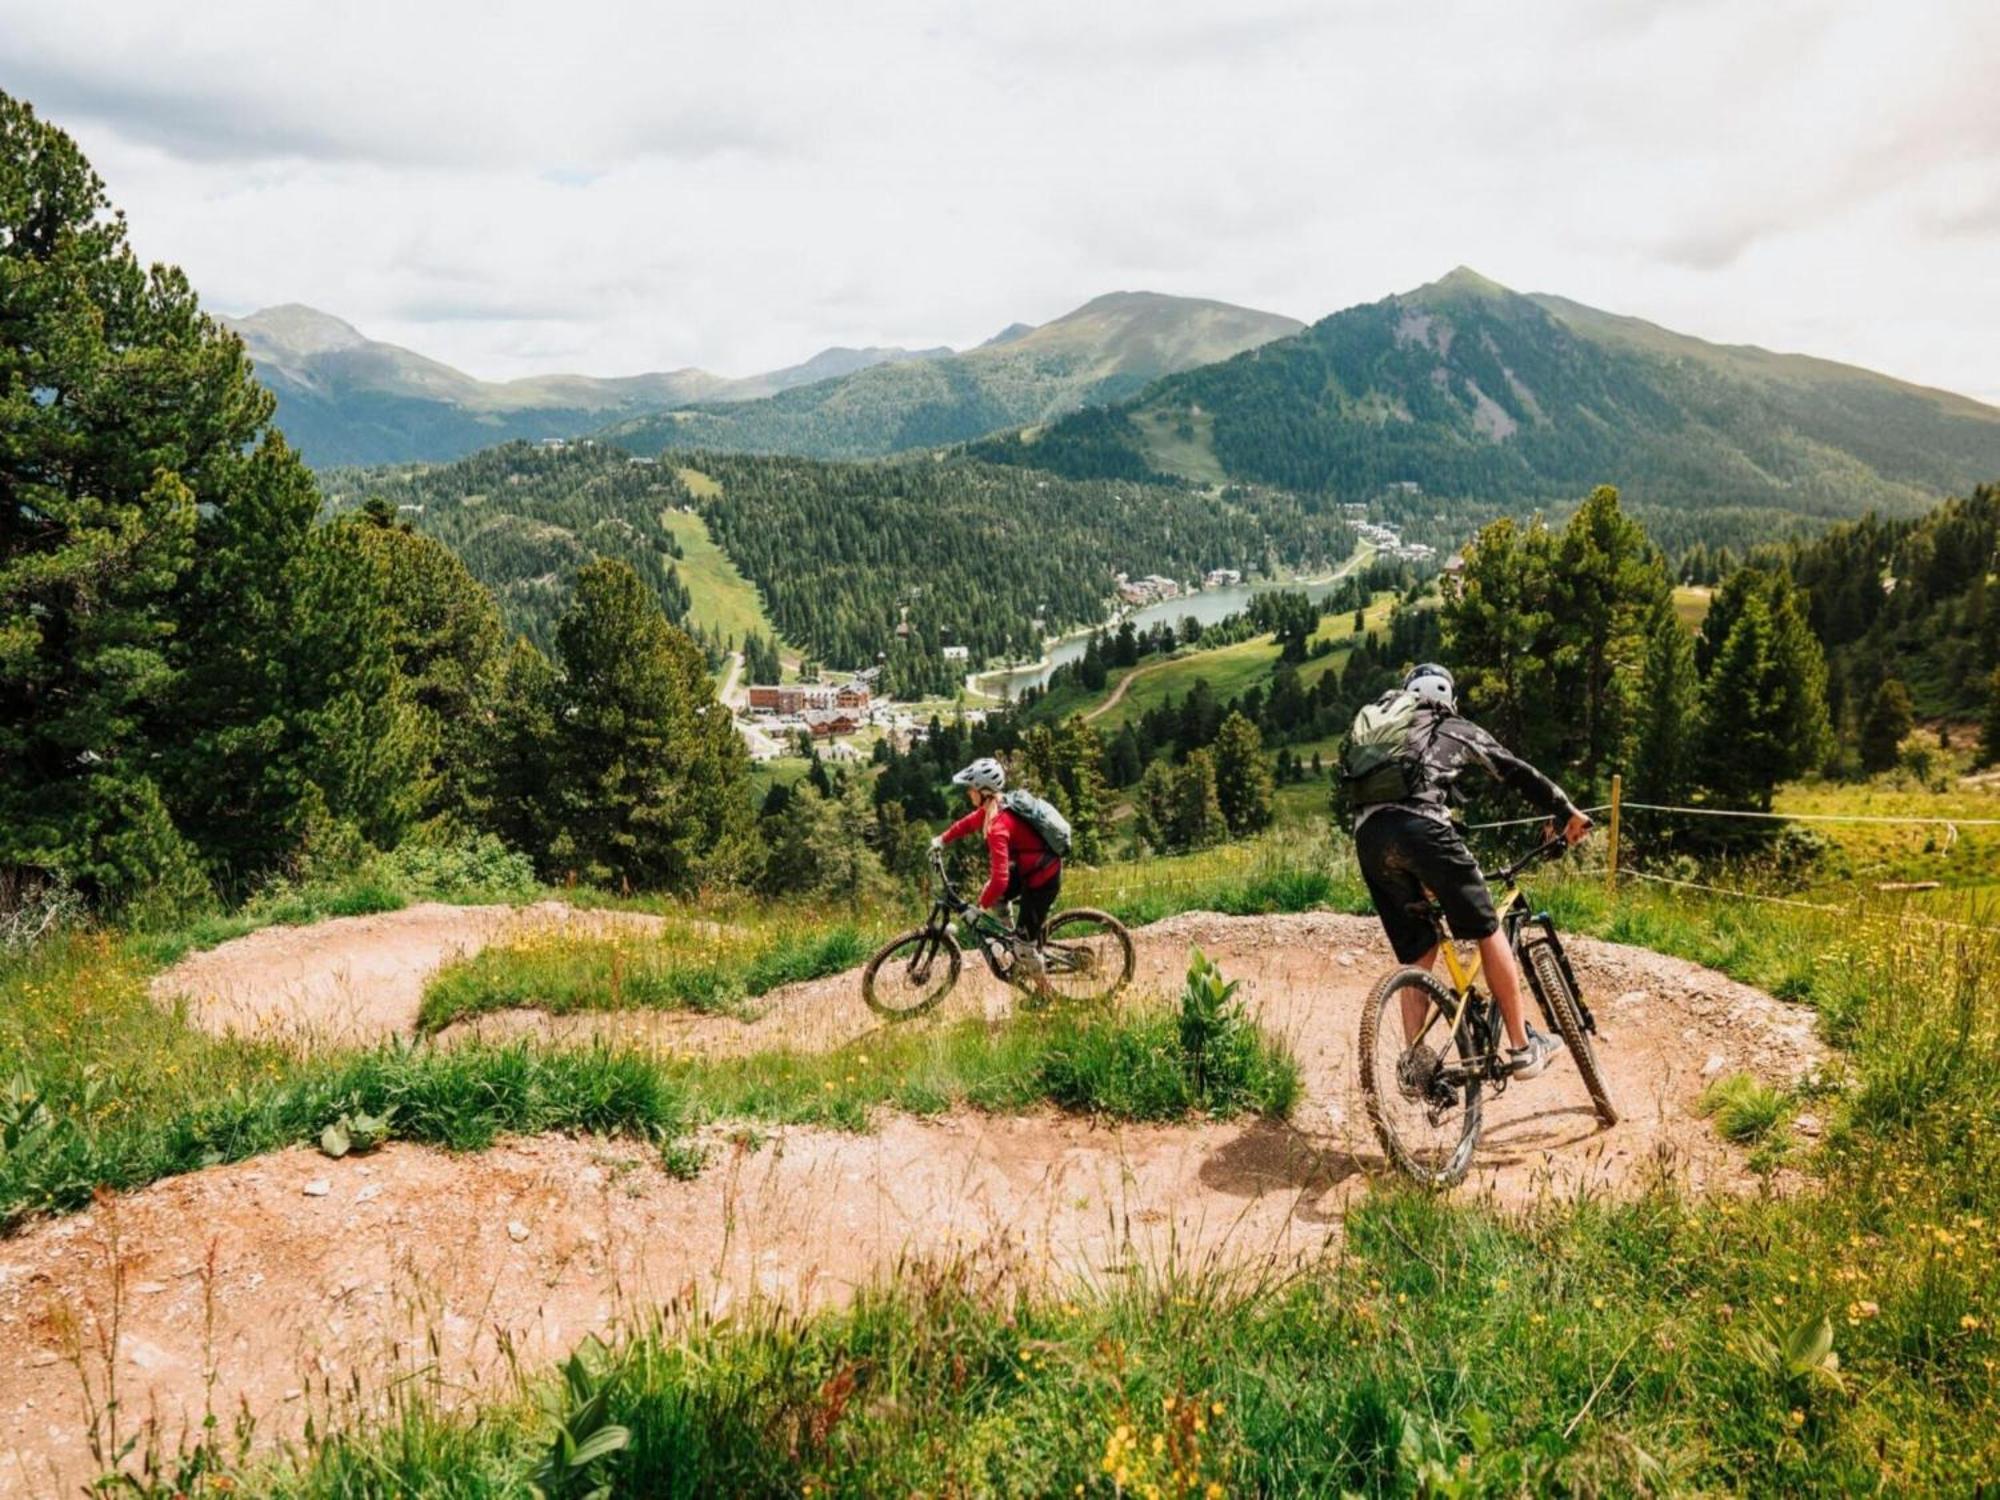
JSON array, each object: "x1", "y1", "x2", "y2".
[
  {"x1": 1355, "y1": 808, "x2": 1498, "y2": 963},
  {"x1": 1005, "y1": 864, "x2": 1061, "y2": 943}
]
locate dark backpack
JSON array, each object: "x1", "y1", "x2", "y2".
[
  {"x1": 1339, "y1": 689, "x2": 1440, "y2": 807},
  {"x1": 1000, "y1": 789, "x2": 1072, "y2": 860}
]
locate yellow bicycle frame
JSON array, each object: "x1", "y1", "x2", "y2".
[{"x1": 1415, "y1": 881, "x2": 1525, "y2": 1054}]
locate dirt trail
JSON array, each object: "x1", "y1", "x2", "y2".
[
  {"x1": 153, "y1": 901, "x2": 680, "y2": 1046},
  {"x1": 12, "y1": 912, "x2": 1822, "y2": 1493}
]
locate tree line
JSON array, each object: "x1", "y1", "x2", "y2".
[{"x1": 0, "y1": 93, "x2": 752, "y2": 916}]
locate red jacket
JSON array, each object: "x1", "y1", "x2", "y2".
[{"x1": 941, "y1": 804, "x2": 1060, "y2": 909}]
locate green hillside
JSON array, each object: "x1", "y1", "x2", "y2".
[
  {"x1": 656, "y1": 494, "x2": 781, "y2": 649},
  {"x1": 320, "y1": 445, "x2": 705, "y2": 658},
  {"x1": 226, "y1": 305, "x2": 947, "y2": 468},
  {"x1": 323, "y1": 442, "x2": 1354, "y2": 692},
  {"x1": 597, "y1": 292, "x2": 1303, "y2": 460},
  {"x1": 976, "y1": 270, "x2": 2000, "y2": 554}
]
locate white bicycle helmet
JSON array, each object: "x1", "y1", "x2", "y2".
[
  {"x1": 950, "y1": 756, "x2": 1006, "y2": 793},
  {"x1": 1404, "y1": 662, "x2": 1456, "y2": 712}
]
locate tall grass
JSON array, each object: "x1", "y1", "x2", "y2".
[{"x1": 417, "y1": 923, "x2": 873, "y2": 1031}]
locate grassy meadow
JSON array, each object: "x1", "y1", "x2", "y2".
[{"x1": 656, "y1": 493, "x2": 781, "y2": 650}]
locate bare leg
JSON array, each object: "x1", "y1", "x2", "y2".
[
  {"x1": 1480, "y1": 931, "x2": 1531, "y2": 1049},
  {"x1": 1400, "y1": 943, "x2": 1440, "y2": 1045}
]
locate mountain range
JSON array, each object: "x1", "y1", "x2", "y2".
[
  {"x1": 222, "y1": 304, "x2": 953, "y2": 466},
  {"x1": 973, "y1": 269, "x2": 2000, "y2": 550},
  {"x1": 225, "y1": 292, "x2": 1299, "y2": 468},
  {"x1": 596, "y1": 291, "x2": 1304, "y2": 460}
]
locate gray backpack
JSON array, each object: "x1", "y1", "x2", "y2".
[
  {"x1": 1001, "y1": 789, "x2": 1072, "y2": 859},
  {"x1": 1340, "y1": 689, "x2": 1436, "y2": 807}
]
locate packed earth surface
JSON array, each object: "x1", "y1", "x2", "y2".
[{"x1": 2, "y1": 909, "x2": 1823, "y2": 1493}]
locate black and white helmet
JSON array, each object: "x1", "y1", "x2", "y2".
[
  {"x1": 1404, "y1": 662, "x2": 1456, "y2": 712},
  {"x1": 951, "y1": 756, "x2": 1006, "y2": 793}
]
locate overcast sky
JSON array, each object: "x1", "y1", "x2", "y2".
[{"x1": 8, "y1": 0, "x2": 1997, "y2": 399}]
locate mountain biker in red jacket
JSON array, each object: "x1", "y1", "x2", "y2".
[{"x1": 931, "y1": 756, "x2": 1062, "y2": 944}]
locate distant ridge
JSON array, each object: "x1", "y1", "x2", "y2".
[
  {"x1": 969, "y1": 268, "x2": 2000, "y2": 550},
  {"x1": 223, "y1": 306, "x2": 950, "y2": 467},
  {"x1": 595, "y1": 290, "x2": 1303, "y2": 460}
]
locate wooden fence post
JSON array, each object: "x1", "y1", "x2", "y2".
[{"x1": 1607, "y1": 773, "x2": 1622, "y2": 896}]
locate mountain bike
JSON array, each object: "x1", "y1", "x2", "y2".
[
  {"x1": 861, "y1": 846, "x2": 1135, "y2": 1018},
  {"x1": 1358, "y1": 836, "x2": 1617, "y2": 1188}
]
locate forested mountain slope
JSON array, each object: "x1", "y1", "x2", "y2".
[
  {"x1": 1786, "y1": 482, "x2": 2000, "y2": 729},
  {"x1": 596, "y1": 292, "x2": 1303, "y2": 460},
  {"x1": 320, "y1": 446, "x2": 701, "y2": 659},
  {"x1": 326, "y1": 442, "x2": 1352, "y2": 696},
  {"x1": 225, "y1": 305, "x2": 948, "y2": 467},
  {"x1": 976, "y1": 270, "x2": 2000, "y2": 554}
]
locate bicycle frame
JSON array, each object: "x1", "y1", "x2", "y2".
[
  {"x1": 923, "y1": 848, "x2": 1026, "y2": 983},
  {"x1": 1407, "y1": 839, "x2": 1588, "y2": 1087}
]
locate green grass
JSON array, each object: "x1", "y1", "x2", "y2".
[
  {"x1": 658, "y1": 500, "x2": 780, "y2": 650},
  {"x1": 1131, "y1": 403, "x2": 1227, "y2": 484},
  {"x1": 417, "y1": 924, "x2": 871, "y2": 1031},
  {"x1": 1700, "y1": 1071, "x2": 1792, "y2": 1144},
  {"x1": 1037, "y1": 588, "x2": 1396, "y2": 734}
]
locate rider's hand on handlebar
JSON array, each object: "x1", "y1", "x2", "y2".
[
  {"x1": 1551, "y1": 809, "x2": 1593, "y2": 847},
  {"x1": 929, "y1": 835, "x2": 944, "y2": 853}
]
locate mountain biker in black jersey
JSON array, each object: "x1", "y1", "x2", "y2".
[{"x1": 1350, "y1": 663, "x2": 1592, "y2": 1078}]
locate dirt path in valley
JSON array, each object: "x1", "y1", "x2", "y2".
[
  {"x1": 9, "y1": 912, "x2": 1824, "y2": 1494},
  {"x1": 1081, "y1": 653, "x2": 1176, "y2": 723}
]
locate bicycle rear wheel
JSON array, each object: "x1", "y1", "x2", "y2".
[
  {"x1": 861, "y1": 927, "x2": 962, "y2": 1020},
  {"x1": 1037, "y1": 909, "x2": 1136, "y2": 1003},
  {"x1": 1523, "y1": 940, "x2": 1618, "y2": 1126},
  {"x1": 1358, "y1": 966, "x2": 1484, "y2": 1188}
]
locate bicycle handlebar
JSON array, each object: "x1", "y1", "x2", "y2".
[{"x1": 1494, "y1": 834, "x2": 1569, "y2": 885}]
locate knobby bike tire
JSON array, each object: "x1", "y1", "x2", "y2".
[
  {"x1": 861, "y1": 927, "x2": 963, "y2": 1020},
  {"x1": 1037, "y1": 908, "x2": 1136, "y2": 1003},
  {"x1": 1358, "y1": 965, "x2": 1484, "y2": 1189},
  {"x1": 1524, "y1": 940, "x2": 1619, "y2": 1126}
]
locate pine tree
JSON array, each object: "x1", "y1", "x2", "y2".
[
  {"x1": 1057, "y1": 720, "x2": 1109, "y2": 862},
  {"x1": 1212, "y1": 711, "x2": 1275, "y2": 836},
  {"x1": 536, "y1": 559, "x2": 752, "y2": 889},
  {"x1": 1631, "y1": 598, "x2": 1701, "y2": 805},
  {"x1": 1107, "y1": 726, "x2": 1145, "y2": 787},
  {"x1": 1170, "y1": 750, "x2": 1228, "y2": 850},
  {"x1": 1859, "y1": 678, "x2": 1914, "y2": 774},
  {"x1": 1133, "y1": 759, "x2": 1178, "y2": 855},
  {"x1": 349, "y1": 502, "x2": 505, "y2": 826},
  {"x1": 487, "y1": 639, "x2": 563, "y2": 863},
  {"x1": 2, "y1": 92, "x2": 429, "y2": 907},
  {"x1": 1695, "y1": 570, "x2": 1832, "y2": 809}
]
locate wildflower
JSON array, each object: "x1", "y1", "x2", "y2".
[
  {"x1": 1208, "y1": 1486, "x2": 1227, "y2": 1500},
  {"x1": 1789, "y1": 1409, "x2": 1805, "y2": 1427},
  {"x1": 1962, "y1": 1314, "x2": 1983, "y2": 1332},
  {"x1": 1211, "y1": 1400, "x2": 1224, "y2": 1416}
]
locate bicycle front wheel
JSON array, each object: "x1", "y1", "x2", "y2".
[
  {"x1": 861, "y1": 927, "x2": 962, "y2": 1020},
  {"x1": 1038, "y1": 909, "x2": 1136, "y2": 1003},
  {"x1": 1358, "y1": 966, "x2": 1484, "y2": 1188},
  {"x1": 1523, "y1": 940, "x2": 1618, "y2": 1126}
]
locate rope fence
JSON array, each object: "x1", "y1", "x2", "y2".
[{"x1": 1474, "y1": 773, "x2": 1998, "y2": 935}]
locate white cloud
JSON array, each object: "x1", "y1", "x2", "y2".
[{"x1": 10, "y1": 0, "x2": 1996, "y2": 401}]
